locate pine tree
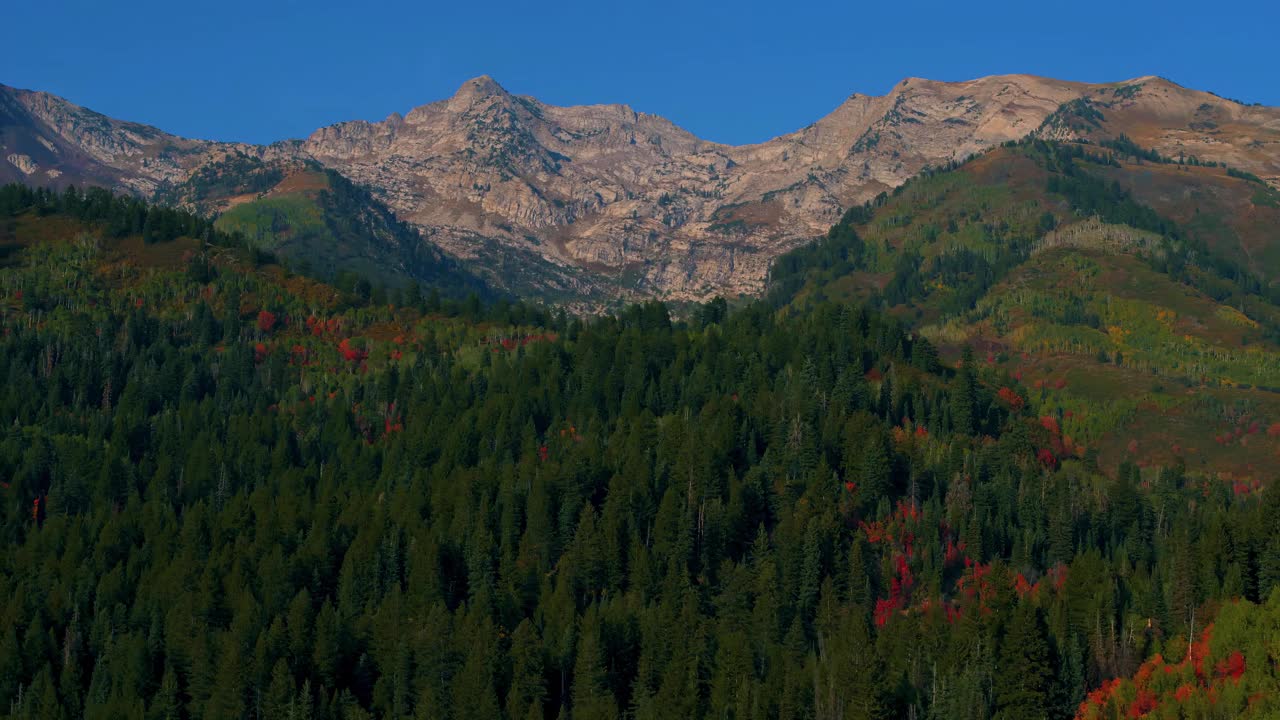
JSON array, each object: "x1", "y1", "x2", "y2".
[
  {"x1": 571, "y1": 608, "x2": 617, "y2": 720},
  {"x1": 205, "y1": 636, "x2": 246, "y2": 720},
  {"x1": 1259, "y1": 485, "x2": 1280, "y2": 598},
  {"x1": 312, "y1": 601, "x2": 341, "y2": 689},
  {"x1": 263, "y1": 659, "x2": 294, "y2": 720},
  {"x1": 860, "y1": 433, "x2": 892, "y2": 510},
  {"x1": 950, "y1": 347, "x2": 976, "y2": 436},
  {"x1": 451, "y1": 622, "x2": 501, "y2": 720},
  {"x1": 506, "y1": 620, "x2": 546, "y2": 720},
  {"x1": 993, "y1": 604, "x2": 1053, "y2": 720}
]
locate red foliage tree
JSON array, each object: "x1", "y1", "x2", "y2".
[
  {"x1": 1037, "y1": 448, "x2": 1057, "y2": 468},
  {"x1": 1013, "y1": 572, "x2": 1041, "y2": 599},
  {"x1": 1215, "y1": 651, "x2": 1245, "y2": 683},
  {"x1": 1078, "y1": 679, "x2": 1123, "y2": 718},
  {"x1": 874, "y1": 553, "x2": 915, "y2": 627},
  {"x1": 997, "y1": 387, "x2": 1025, "y2": 411},
  {"x1": 1125, "y1": 688, "x2": 1158, "y2": 718},
  {"x1": 338, "y1": 339, "x2": 368, "y2": 365}
]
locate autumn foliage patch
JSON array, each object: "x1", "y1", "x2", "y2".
[{"x1": 1076, "y1": 618, "x2": 1261, "y2": 720}]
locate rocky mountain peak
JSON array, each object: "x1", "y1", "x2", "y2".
[{"x1": 447, "y1": 75, "x2": 512, "y2": 112}]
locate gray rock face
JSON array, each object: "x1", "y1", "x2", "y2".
[
  {"x1": 0, "y1": 85, "x2": 300, "y2": 195},
  {"x1": 294, "y1": 74, "x2": 1102, "y2": 300},
  {"x1": 3, "y1": 74, "x2": 1277, "y2": 302},
  {"x1": 2, "y1": 86, "x2": 236, "y2": 193}
]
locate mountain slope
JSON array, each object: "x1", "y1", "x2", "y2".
[
  {"x1": 769, "y1": 139, "x2": 1280, "y2": 480},
  {"x1": 3, "y1": 75, "x2": 1278, "y2": 303},
  {"x1": 5, "y1": 177, "x2": 1280, "y2": 720}
]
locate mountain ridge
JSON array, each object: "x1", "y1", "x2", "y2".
[{"x1": 3, "y1": 73, "x2": 1278, "y2": 302}]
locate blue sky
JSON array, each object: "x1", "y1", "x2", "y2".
[{"x1": 5, "y1": 0, "x2": 1278, "y2": 146}]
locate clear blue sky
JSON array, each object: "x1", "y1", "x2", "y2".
[{"x1": 5, "y1": 0, "x2": 1277, "y2": 146}]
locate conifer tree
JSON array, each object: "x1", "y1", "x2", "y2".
[{"x1": 993, "y1": 604, "x2": 1053, "y2": 720}]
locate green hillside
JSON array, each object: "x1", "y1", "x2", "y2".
[
  {"x1": 207, "y1": 167, "x2": 493, "y2": 300},
  {"x1": 769, "y1": 140, "x2": 1280, "y2": 479}
]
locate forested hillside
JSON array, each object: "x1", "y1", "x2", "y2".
[
  {"x1": 1, "y1": 181, "x2": 1279, "y2": 719},
  {"x1": 769, "y1": 139, "x2": 1280, "y2": 478}
]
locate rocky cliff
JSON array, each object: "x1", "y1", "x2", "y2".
[{"x1": 294, "y1": 75, "x2": 1096, "y2": 300}]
